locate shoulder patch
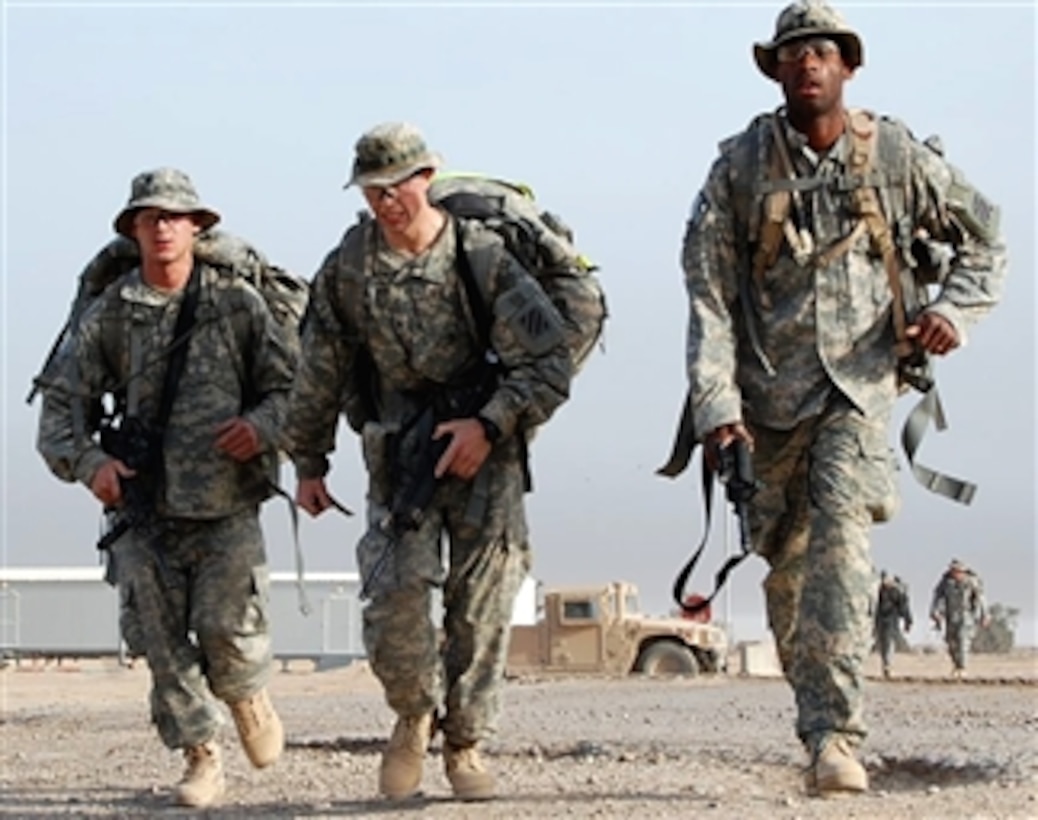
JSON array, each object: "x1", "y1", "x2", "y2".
[{"x1": 947, "y1": 167, "x2": 1000, "y2": 241}]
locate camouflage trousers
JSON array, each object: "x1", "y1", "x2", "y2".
[
  {"x1": 943, "y1": 619, "x2": 973, "y2": 670},
  {"x1": 358, "y1": 426, "x2": 531, "y2": 748},
  {"x1": 114, "y1": 508, "x2": 273, "y2": 749},
  {"x1": 749, "y1": 396, "x2": 898, "y2": 753},
  {"x1": 874, "y1": 618, "x2": 902, "y2": 670}
]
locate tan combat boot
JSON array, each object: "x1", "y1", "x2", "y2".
[
  {"x1": 801, "y1": 739, "x2": 867, "y2": 797},
  {"x1": 444, "y1": 743, "x2": 495, "y2": 801},
  {"x1": 805, "y1": 736, "x2": 868, "y2": 797},
  {"x1": 174, "y1": 739, "x2": 226, "y2": 808},
  {"x1": 229, "y1": 688, "x2": 284, "y2": 768},
  {"x1": 379, "y1": 713, "x2": 433, "y2": 799}
]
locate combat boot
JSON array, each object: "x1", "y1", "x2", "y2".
[
  {"x1": 805, "y1": 736, "x2": 868, "y2": 797},
  {"x1": 444, "y1": 743, "x2": 495, "y2": 801},
  {"x1": 379, "y1": 713, "x2": 433, "y2": 799},
  {"x1": 174, "y1": 739, "x2": 226, "y2": 808},
  {"x1": 229, "y1": 688, "x2": 284, "y2": 768}
]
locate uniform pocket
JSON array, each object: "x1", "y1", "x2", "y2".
[
  {"x1": 857, "y1": 424, "x2": 900, "y2": 523},
  {"x1": 361, "y1": 421, "x2": 392, "y2": 505}
]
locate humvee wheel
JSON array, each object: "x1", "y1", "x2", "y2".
[{"x1": 634, "y1": 641, "x2": 699, "y2": 676}]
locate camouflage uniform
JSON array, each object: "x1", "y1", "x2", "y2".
[
  {"x1": 283, "y1": 125, "x2": 572, "y2": 748},
  {"x1": 930, "y1": 561, "x2": 987, "y2": 672},
  {"x1": 36, "y1": 169, "x2": 296, "y2": 751},
  {"x1": 681, "y1": 2, "x2": 1006, "y2": 757},
  {"x1": 874, "y1": 573, "x2": 912, "y2": 675}
]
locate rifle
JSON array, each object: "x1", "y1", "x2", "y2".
[
  {"x1": 717, "y1": 438, "x2": 757, "y2": 552},
  {"x1": 361, "y1": 365, "x2": 499, "y2": 597},
  {"x1": 96, "y1": 416, "x2": 162, "y2": 555}
]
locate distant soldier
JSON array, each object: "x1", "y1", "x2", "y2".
[
  {"x1": 874, "y1": 571, "x2": 912, "y2": 678},
  {"x1": 930, "y1": 559, "x2": 988, "y2": 678}
]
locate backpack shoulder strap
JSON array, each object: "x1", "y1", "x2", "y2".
[{"x1": 332, "y1": 216, "x2": 374, "y2": 343}]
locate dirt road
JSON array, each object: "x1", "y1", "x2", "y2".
[{"x1": 2, "y1": 651, "x2": 1036, "y2": 818}]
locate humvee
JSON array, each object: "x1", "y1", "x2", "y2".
[{"x1": 506, "y1": 581, "x2": 727, "y2": 677}]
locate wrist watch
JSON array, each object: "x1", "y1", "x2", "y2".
[{"x1": 477, "y1": 415, "x2": 502, "y2": 444}]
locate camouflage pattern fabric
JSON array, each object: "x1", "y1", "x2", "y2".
[
  {"x1": 111, "y1": 511, "x2": 271, "y2": 748},
  {"x1": 358, "y1": 438, "x2": 530, "y2": 745},
  {"x1": 284, "y1": 215, "x2": 571, "y2": 746},
  {"x1": 748, "y1": 396, "x2": 887, "y2": 747},
  {"x1": 682, "y1": 109, "x2": 1005, "y2": 753},
  {"x1": 874, "y1": 576, "x2": 911, "y2": 671},
  {"x1": 285, "y1": 216, "x2": 572, "y2": 476},
  {"x1": 36, "y1": 258, "x2": 294, "y2": 750},
  {"x1": 930, "y1": 570, "x2": 987, "y2": 670},
  {"x1": 37, "y1": 264, "x2": 296, "y2": 513}
]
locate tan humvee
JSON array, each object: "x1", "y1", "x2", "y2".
[{"x1": 506, "y1": 581, "x2": 727, "y2": 677}]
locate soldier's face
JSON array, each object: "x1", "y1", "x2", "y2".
[
  {"x1": 363, "y1": 169, "x2": 434, "y2": 236},
  {"x1": 132, "y1": 209, "x2": 199, "y2": 265},
  {"x1": 775, "y1": 36, "x2": 852, "y2": 117}
]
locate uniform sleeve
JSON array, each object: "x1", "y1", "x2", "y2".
[
  {"x1": 682, "y1": 153, "x2": 744, "y2": 438},
  {"x1": 907, "y1": 138, "x2": 1007, "y2": 345},
  {"x1": 237, "y1": 285, "x2": 297, "y2": 452},
  {"x1": 282, "y1": 248, "x2": 355, "y2": 479},
  {"x1": 35, "y1": 302, "x2": 115, "y2": 487},
  {"x1": 475, "y1": 242, "x2": 573, "y2": 439}
]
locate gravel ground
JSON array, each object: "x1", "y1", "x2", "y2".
[{"x1": 2, "y1": 651, "x2": 1036, "y2": 819}]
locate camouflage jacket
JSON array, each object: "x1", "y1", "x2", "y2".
[
  {"x1": 930, "y1": 572, "x2": 987, "y2": 626},
  {"x1": 682, "y1": 109, "x2": 1007, "y2": 435},
  {"x1": 284, "y1": 215, "x2": 573, "y2": 479},
  {"x1": 36, "y1": 263, "x2": 296, "y2": 518}
]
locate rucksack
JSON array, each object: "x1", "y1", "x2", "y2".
[
  {"x1": 428, "y1": 173, "x2": 607, "y2": 373},
  {"x1": 28, "y1": 229, "x2": 309, "y2": 404}
]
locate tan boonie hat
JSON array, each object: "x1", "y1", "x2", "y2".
[
  {"x1": 345, "y1": 122, "x2": 442, "y2": 189},
  {"x1": 113, "y1": 167, "x2": 221, "y2": 238},
  {"x1": 754, "y1": 0, "x2": 864, "y2": 81}
]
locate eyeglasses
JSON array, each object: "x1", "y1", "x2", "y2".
[
  {"x1": 135, "y1": 209, "x2": 193, "y2": 228},
  {"x1": 776, "y1": 37, "x2": 842, "y2": 64},
  {"x1": 362, "y1": 170, "x2": 426, "y2": 202}
]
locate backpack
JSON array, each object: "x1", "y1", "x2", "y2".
[
  {"x1": 28, "y1": 230, "x2": 309, "y2": 403},
  {"x1": 428, "y1": 173, "x2": 607, "y2": 373}
]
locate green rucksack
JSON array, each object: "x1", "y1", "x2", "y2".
[{"x1": 428, "y1": 173, "x2": 607, "y2": 373}]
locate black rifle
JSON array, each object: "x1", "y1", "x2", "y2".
[
  {"x1": 361, "y1": 365, "x2": 499, "y2": 597},
  {"x1": 96, "y1": 416, "x2": 162, "y2": 554},
  {"x1": 716, "y1": 438, "x2": 757, "y2": 552}
]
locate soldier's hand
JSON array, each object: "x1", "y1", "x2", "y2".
[
  {"x1": 703, "y1": 422, "x2": 754, "y2": 472},
  {"x1": 906, "y1": 311, "x2": 960, "y2": 356},
  {"x1": 433, "y1": 418, "x2": 491, "y2": 481},
  {"x1": 215, "y1": 417, "x2": 263, "y2": 462},
  {"x1": 296, "y1": 477, "x2": 334, "y2": 517},
  {"x1": 90, "y1": 459, "x2": 136, "y2": 507}
]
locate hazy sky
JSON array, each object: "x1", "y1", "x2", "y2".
[{"x1": 3, "y1": 1, "x2": 1035, "y2": 645}]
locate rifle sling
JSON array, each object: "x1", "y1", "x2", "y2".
[
  {"x1": 156, "y1": 263, "x2": 202, "y2": 431},
  {"x1": 671, "y1": 456, "x2": 752, "y2": 617}
]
